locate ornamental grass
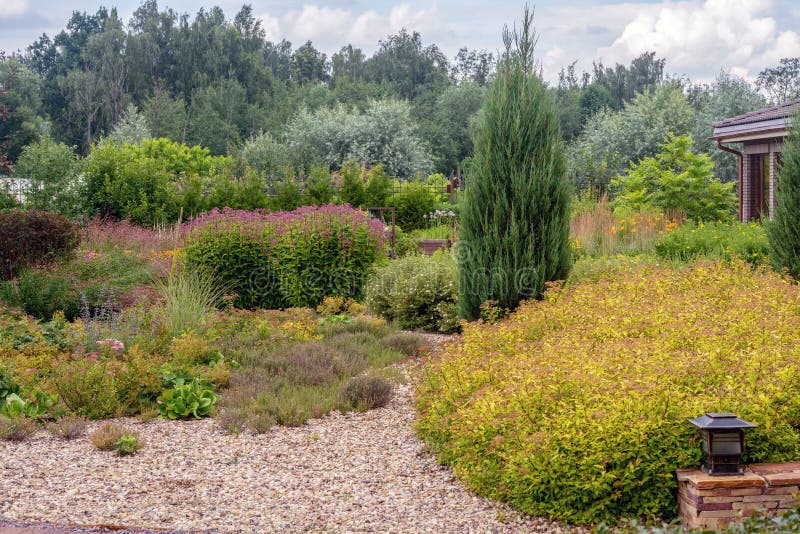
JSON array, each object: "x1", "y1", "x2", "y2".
[{"x1": 417, "y1": 260, "x2": 800, "y2": 524}]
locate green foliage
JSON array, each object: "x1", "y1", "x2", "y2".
[
  {"x1": 82, "y1": 138, "x2": 232, "y2": 224},
  {"x1": 417, "y1": 261, "x2": 800, "y2": 524},
  {"x1": 240, "y1": 131, "x2": 291, "y2": 181},
  {"x1": 366, "y1": 252, "x2": 459, "y2": 333},
  {"x1": 385, "y1": 181, "x2": 441, "y2": 231},
  {"x1": 184, "y1": 205, "x2": 385, "y2": 309},
  {"x1": 0, "y1": 57, "x2": 41, "y2": 161},
  {"x1": 215, "y1": 312, "x2": 410, "y2": 434},
  {"x1": 183, "y1": 222, "x2": 273, "y2": 310},
  {"x1": 656, "y1": 221, "x2": 769, "y2": 265},
  {"x1": 690, "y1": 71, "x2": 768, "y2": 183},
  {"x1": 613, "y1": 134, "x2": 736, "y2": 221},
  {"x1": 16, "y1": 137, "x2": 82, "y2": 216},
  {"x1": 458, "y1": 15, "x2": 572, "y2": 320},
  {"x1": 767, "y1": 115, "x2": 800, "y2": 279},
  {"x1": 154, "y1": 268, "x2": 226, "y2": 338},
  {"x1": 285, "y1": 99, "x2": 432, "y2": 178},
  {"x1": 339, "y1": 161, "x2": 392, "y2": 208},
  {"x1": 51, "y1": 357, "x2": 123, "y2": 419},
  {"x1": 115, "y1": 433, "x2": 144, "y2": 455},
  {"x1": 111, "y1": 103, "x2": 152, "y2": 145},
  {"x1": 82, "y1": 139, "x2": 178, "y2": 224},
  {"x1": 90, "y1": 421, "x2": 143, "y2": 455},
  {"x1": 0, "y1": 210, "x2": 79, "y2": 280},
  {"x1": 569, "y1": 82, "x2": 695, "y2": 182},
  {"x1": 0, "y1": 191, "x2": 17, "y2": 211},
  {"x1": 157, "y1": 377, "x2": 218, "y2": 419},
  {"x1": 1, "y1": 389, "x2": 56, "y2": 419},
  {"x1": 0, "y1": 248, "x2": 153, "y2": 320}
]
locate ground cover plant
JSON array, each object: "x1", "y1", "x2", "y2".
[
  {"x1": 417, "y1": 260, "x2": 800, "y2": 524},
  {"x1": 655, "y1": 221, "x2": 769, "y2": 265},
  {"x1": 213, "y1": 310, "x2": 424, "y2": 433}
]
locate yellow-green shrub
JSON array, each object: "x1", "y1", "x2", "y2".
[{"x1": 416, "y1": 261, "x2": 800, "y2": 524}]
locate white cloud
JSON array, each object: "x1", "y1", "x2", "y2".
[
  {"x1": 259, "y1": 14, "x2": 281, "y2": 43},
  {"x1": 1, "y1": 0, "x2": 29, "y2": 19},
  {"x1": 286, "y1": 5, "x2": 351, "y2": 43},
  {"x1": 257, "y1": 2, "x2": 441, "y2": 54},
  {"x1": 597, "y1": 0, "x2": 792, "y2": 80}
]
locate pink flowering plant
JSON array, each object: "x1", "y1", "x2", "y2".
[
  {"x1": 184, "y1": 204, "x2": 386, "y2": 309},
  {"x1": 96, "y1": 338, "x2": 125, "y2": 353}
]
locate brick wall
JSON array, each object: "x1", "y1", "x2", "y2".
[{"x1": 677, "y1": 462, "x2": 800, "y2": 529}]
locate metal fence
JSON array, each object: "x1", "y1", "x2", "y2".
[{"x1": 0, "y1": 176, "x2": 29, "y2": 203}]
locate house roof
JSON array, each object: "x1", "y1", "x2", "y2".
[
  {"x1": 712, "y1": 99, "x2": 798, "y2": 142},
  {"x1": 713, "y1": 99, "x2": 800, "y2": 128}
]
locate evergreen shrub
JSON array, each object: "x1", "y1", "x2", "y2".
[
  {"x1": 767, "y1": 114, "x2": 800, "y2": 278},
  {"x1": 457, "y1": 11, "x2": 571, "y2": 319}
]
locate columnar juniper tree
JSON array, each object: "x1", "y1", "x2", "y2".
[
  {"x1": 767, "y1": 114, "x2": 800, "y2": 278},
  {"x1": 457, "y1": 6, "x2": 571, "y2": 320}
]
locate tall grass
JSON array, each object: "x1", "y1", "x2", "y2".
[
  {"x1": 570, "y1": 194, "x2": 681, "y2": 257},
  {"x1": 155, "y1": 268, "x2": 227, "y2": 337}
]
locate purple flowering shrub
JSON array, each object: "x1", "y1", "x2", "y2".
[{"x1": 184, "y1": 204, "x2": 386, "y2": 309}]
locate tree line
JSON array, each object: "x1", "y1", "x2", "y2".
[{"x1": 1, "y1": 1, "x2": 798, "y2": 184}]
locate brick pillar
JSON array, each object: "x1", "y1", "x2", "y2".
[
  {"x1": 677, "y1": 463, "x2": 800, "y2": 529},
  {"x1": 742, "y1": 154, "x2": 751, "y2": 222}
]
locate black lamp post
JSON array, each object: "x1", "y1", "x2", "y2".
[{"x1": 689, "y1": 412, "x2": 757, "y2": 476}]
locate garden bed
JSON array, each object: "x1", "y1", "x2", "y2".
[{"x1": 0, "y1": 363, "x2": 572, "y2": 533}]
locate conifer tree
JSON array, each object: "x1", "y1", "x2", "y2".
[
  {"x1": 457, "y1": 6, "x2": 571, "y2": 320},
  {"x1": 767, "y1": 114, "x2": 800, "y2": 278}
]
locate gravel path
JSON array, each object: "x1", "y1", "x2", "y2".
[{"x1": 1, "y1": 340, "x2": 576, "y2": 533}]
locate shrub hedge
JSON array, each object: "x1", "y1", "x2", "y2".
[
  {"x1": 416, "y1": 261, "x2": 800, "y2": 524},
  {"x1": 184, "y1": 204, "x2": 386, "y2": 309}
]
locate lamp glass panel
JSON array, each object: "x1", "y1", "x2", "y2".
[{"x1": 710, "y1": 432, "x2": 741, "y2": 455}]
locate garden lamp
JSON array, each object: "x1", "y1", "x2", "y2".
[{"x1": 689, "y1": 412, "x2": 756, "y2": 476}]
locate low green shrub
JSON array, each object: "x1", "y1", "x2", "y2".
[
  {"x1": 417, "y1": 261, "x2": 800, "y2": 524},
  {"x1": 51, "y1": 358, "x2": 124, "y2": 419},
  {"x1": 0, "y1": 210, "x2": 79, "y2": 280},
  {"x1": 90, "y1": 422, "x2": 143, "y2": 455},
  {"x1": 365, "y1": 252, "x2": 459, "y2": 333},
  {"x1": 655, "y1": 221, "x2": 769, "y2": 265}
]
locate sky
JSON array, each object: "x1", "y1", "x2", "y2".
[{"x1": 1, "y1": 0, "x2": 799, "y2": 84}]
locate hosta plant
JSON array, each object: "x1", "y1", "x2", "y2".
[{"x1": 156, "y1": 378, "x2": 218, "y2": 419}]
